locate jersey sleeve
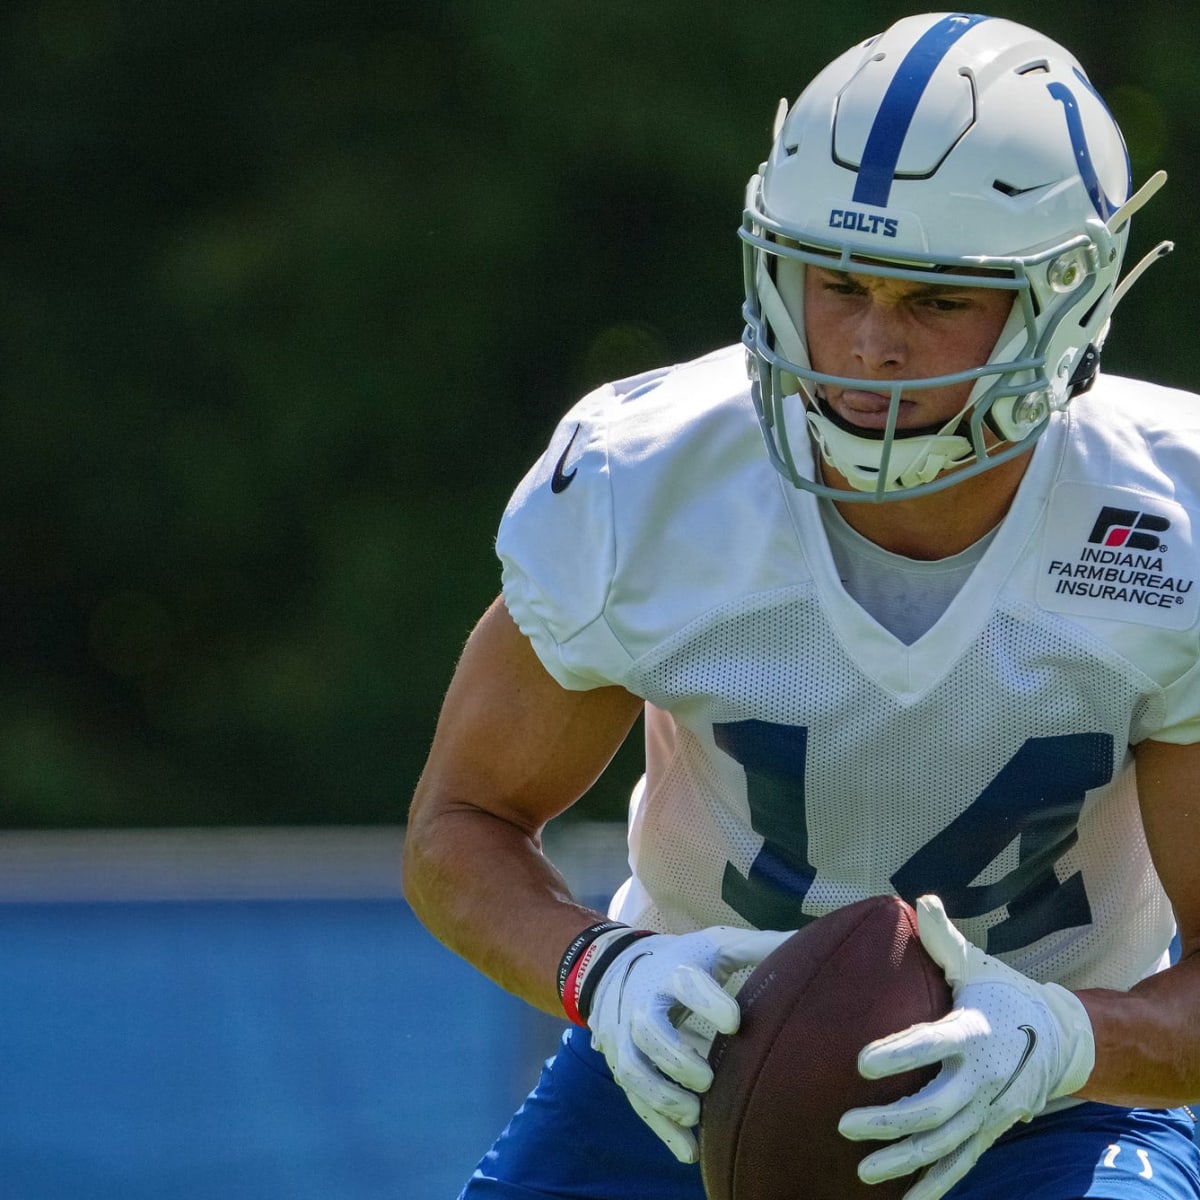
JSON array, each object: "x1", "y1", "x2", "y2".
[
  {"x1": 496, "y1": 346, "x2": 781, "y2": 692},
  {"x1": 1146, "y1": 651, "x2": 1200, "y2": 744},
  {"x1": 496, "y1": 386, "x2": 634, "y2": 691}
]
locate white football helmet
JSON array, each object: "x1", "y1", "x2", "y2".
[{"x1": 741, "y1": 12, "x2": 1170, "y2": 500}]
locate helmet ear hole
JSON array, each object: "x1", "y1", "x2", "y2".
[{"x1": 1075, "y1": 289, "x2": 1109, "y2": 333}]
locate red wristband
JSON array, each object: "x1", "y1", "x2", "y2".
[{"x1": 561, "y1": 948, "x2": 595, "y2": 1028}]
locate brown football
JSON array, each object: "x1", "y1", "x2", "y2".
[{"x1": 699, "y1": 895, "x2": 952, "y2": 1200}]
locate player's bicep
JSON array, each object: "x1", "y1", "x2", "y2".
[
  {"x1": 410, "y1": 595, "x2": 644, "y2": 838},
  {"x1": 1134, "y1": 738, "x2": 1200, "y2": 957}
]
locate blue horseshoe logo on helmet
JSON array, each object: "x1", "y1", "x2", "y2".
[{"x1": 1047, "y1": 70, "x2": 1132, "y2": 221}]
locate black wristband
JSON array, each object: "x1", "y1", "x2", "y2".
[
  {"x1": 556, "y1": 920, "x2": 627, "y2": 1001},
  {"x1": 575, "y1": 929, "x2": 654, "y2": 1025}
]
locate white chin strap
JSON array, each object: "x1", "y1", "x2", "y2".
[{"x1": 756, "y1": 259, "x2": 976, "y2": 494}]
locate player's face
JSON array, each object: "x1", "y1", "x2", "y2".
[{"x1": 803, "y1": 265, "x2": 1015, "y2": 432}]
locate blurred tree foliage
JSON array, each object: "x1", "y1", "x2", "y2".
[{"x1": 0, "y1": 0, "x2": 1192, "y2": 826}]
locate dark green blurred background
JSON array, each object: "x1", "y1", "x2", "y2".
[{"x1": 2, "y1": 0, "x2": 1191, "y2": 827}]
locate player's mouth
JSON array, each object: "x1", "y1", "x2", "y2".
[{"x1": 823, "y1": 387, "x2": 918, "y2": 432}]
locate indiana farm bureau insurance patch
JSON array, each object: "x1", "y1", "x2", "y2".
[{"x1": 1037, "y1": 483, "x2": 1199, "y2": 629}]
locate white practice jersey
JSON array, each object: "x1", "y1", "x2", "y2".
[{"x1": 497, "y1": 345, "x2": 1200, "y2": 992}]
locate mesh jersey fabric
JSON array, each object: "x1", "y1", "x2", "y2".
[{"x1": 496, "y1": 345, "x2": 1200, "y2": 991}]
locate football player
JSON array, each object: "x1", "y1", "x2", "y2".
[{"x1": 404, "y1": 13, "x2": 1200, "y2": 1200}]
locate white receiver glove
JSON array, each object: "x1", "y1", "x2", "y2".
[
  {"x1": 585, "y1": 925, "x2": 791, "y2": 1163},
  {"x1": 838, "y1": 895, "x2": 1095, "y2": 1200}
]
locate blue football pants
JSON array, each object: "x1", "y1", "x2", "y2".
[{"x1": 460, "y1": 1026, "x2": 1200, "y2": 1200}]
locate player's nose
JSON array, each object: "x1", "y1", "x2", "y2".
[{"x1": 851, "y1": 301, "x2": 908, "y2": 372}]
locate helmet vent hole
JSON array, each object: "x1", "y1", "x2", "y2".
[
  {"x1": 1077, "y1": 287, "x2": 1111, "y2": 330},
  {"x1": 1015, "y1": 59, "x2": 1051, "y2": 75},
  {"x1": 993, "y1": 179, "x2": 1048, "y2": 198}
]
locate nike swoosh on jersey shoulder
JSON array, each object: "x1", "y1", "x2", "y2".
[{"x1": 551, "y1": 423, "x2": 583, "y2": 494}]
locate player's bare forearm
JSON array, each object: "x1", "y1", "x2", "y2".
[
  {"x1": 1076, "y1": 738, "x2": 1200, "y2": 1107},
  {"x1": 402, "y1": 596, "x2": 644, "y2": 1017},
  {"x1": 1075, "y1": 950, "x2": 1200, "y2": 1107},
  {"x1": 402, "y1": 794, "x2": 611, "y2": 1017}
]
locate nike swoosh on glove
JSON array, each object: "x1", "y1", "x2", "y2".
[
  {"x1": 837, "y1": 895, "x2": 1095, "y2": 1200},
  {"x1": 585, "y1": 926, "x2": 791, "y2": 1164}
]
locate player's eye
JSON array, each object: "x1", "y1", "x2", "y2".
[
  {"x1": 918, "y1": 295, "x2": 968, "y2": 313},
  {"x1": 823, "y1": 277, "x2": 866, "y2": 297}
]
